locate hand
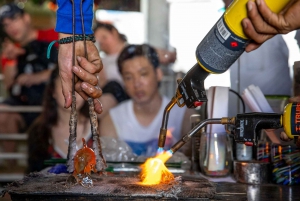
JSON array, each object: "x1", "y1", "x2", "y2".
[
  {"x1": 156, "y1": 48, "x2": 177, "y2": 65},
  {"x1": 16, "y1": 74, "x2": 35, "y2": 87},
  {"x1": 1, "y1": 38, "x2": 25, "y2": 60},
  {"x1": 242, "y1": 0, "x2": 300, "y2": 52},
  {"x1": 58, "y1": 33, "x2": 103, "y2": 114}
]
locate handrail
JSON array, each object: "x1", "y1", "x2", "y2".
[
  {"x1": 0, "y1": 134, "x2": 27, "y2": 140},
  {"x1": 0, "y1": 106, "x2": 42, "y2": 113}
]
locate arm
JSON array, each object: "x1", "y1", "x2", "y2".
[
  {"x1": 3, "y1": 64, "x2": 17, "y2": 90},
  {"x1": 99, "y1": 113, "x2": 118, "y2": 138},
  {"x1": 56, "y1": 0, "x2": 103, "y2": 113},
  {"x1": 243, "y1": 0, "x2": 300, "y2": 52},
  {"x1": 16, "y1": 69, "x2": 54, "y2": 87}
]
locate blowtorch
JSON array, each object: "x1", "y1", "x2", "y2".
[
  {"x1": 157, "y1": 0, "x2": 291, "y2": 152},
  {"x1": 168, "y1": 103, "x2": 300, "y2": 155}
]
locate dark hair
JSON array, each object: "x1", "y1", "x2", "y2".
[
  {"x1": 94, "y1": 22, "x2": 127, "y2": 42},
  {"x1": 117, "y1": 44, "x2": 159, "y2": 74},
  {"x1": 27, "y1": 67, "x2": 89, "y2": 172},
  {"x1": 0, "y1": 3, "x2": 24, "y2": 24}
]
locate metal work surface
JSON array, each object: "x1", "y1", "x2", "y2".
[
  {"x1": 2, "y1": 172, "x2": 216, "y2": 200},
  {"x1": 2, "y1": 172, "x2": 300, "y2": 201}
]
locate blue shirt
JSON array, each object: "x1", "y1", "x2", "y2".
[{"x1": 55, "y1": 0, "x2": 93, "y2": 34}]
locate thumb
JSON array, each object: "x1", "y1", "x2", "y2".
[
  {"x1": 17, "y1": 48, "x2": 25, "y2": 55},
  {"x1": 59, "y1": 70, "x2": 73, "y2": 108}
]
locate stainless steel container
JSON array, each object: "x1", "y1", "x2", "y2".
[{"x1": 234, "y1": 161, "x2": 270, "y2": 184}]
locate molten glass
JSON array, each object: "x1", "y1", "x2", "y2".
[
  {"x1": 140, "y1": 151, "x2": 174, "y2": 185},
  {"x1": 73, "y1": 138, "x2": 97, "y2": 187}
]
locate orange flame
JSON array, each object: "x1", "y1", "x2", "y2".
[{"x1": 140, "y1": 151, "x2": 174, "y2": 185}]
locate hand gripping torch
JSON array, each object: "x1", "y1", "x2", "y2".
[
  {"x1": 168, "y1": 103, "x2": 300, "y2": 155},
  {"x1": 157, "y1": 0, "x2": 290, "y2": 153}
]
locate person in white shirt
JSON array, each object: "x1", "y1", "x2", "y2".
[{"x1": 99, "y1": 44, "x2": 195, "y2": 156}]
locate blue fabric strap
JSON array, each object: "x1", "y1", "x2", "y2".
[{"x1": 47, "y1": 40, "x2": 58, "y2": 59}]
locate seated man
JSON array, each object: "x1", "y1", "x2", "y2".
[
  {"x1": 99, "y1": 44, "x2": 195, "y2": 156},
  {"x1": 0, "y1": 4, "x2": 57, "y2": 157}
]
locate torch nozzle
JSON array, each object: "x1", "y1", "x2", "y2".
[{"x1": 157, "y1": 96, "x2": 179, "y2": 151}]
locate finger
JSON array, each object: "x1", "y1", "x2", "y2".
[
  {"x1": 280, "y1": 131, "x2": 292, "y2": 141},
  {"x1": 75, "y1": 81, "x2": 89, "y2": 100},
  {"x1": 72, "y1": 65, "x2": 98, "y2": 86},
  {"x1": 76, "y1": 56, "x2": 100, "y2": 74},
  {"x1": 75, "y1": 82, "x2": 103, "y2": 114},
  {"x1": 93, "y1": 98, "x2": 103, "y2": 114},
  {"x1": 289, "y1": 96, "x2": 300, "y2": 103},
  {"x1": 242, "y1": 18, "x2": 275, "y2": 44},
  {"x1": 245, "y1": 42, "x2": 261, "y2": 52},
  {"x1": 81, "y1": 82, "x2": 102, "y2": 99},
  {"x1": 248, "y1": 0, "x2": 280, "y2": 34}
]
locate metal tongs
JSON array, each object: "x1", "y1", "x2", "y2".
[{"x1": 66, "y1": 0, "x2": 106, "y2": 173}]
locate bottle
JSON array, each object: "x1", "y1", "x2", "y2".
[
  {"x1": 195, "y1": 0, "x2": 290, "y2": 74},
  {"x1": 282, "y1": 103, "x2": 300, "y2": 140}
]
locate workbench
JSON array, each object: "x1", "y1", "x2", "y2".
[{"x1": 2, "y1": 171, "x2": 300, "y2": 201}]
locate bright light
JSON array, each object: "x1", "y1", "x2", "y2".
[{"x1": 140, "y1": 151, "x2": 174, "y2": 185}]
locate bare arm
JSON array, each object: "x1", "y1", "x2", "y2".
[
  {"x1": 99, "y1": 113, "x2": 118, "y2": 138},
  {"x1": 97, "y1": 94, "x2": 118, "y2": 119},
  {"x1": 3, "y1": 64, "x2": 17, "y2": 90},
  {"x1": 16, "y1": 69, "x2": 54, "y2": 87}
]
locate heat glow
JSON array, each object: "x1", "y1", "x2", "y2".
[{"x1": 140, "y1": 151, "x2": 174, "y2": 185}]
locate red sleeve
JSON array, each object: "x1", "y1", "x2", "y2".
[{"x1": 37, "y1": 29, "x2": 59, "y2": 42}]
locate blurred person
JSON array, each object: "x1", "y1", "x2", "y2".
[
  {"x1": 93, "y1": 22, "x2": 177, "y2": 117},
  {"x1": 99, "y1": 44, "x2": 195, "y2": 156},
  {"x1": 94, "y1": 22, "x2": 177, "y2": 88},
  {"x1": 0, "y1": 3, "x2": 58, "y2": 161},
  {"x1": 27, "y1": 68, "x2": 92, "y2": 173}
]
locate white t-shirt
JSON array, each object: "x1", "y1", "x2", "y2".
[
  {"x1": 109, "y1": 96, "x2": 186, "y2": 156},
  {"x1": 101, "y1": 53, "x2": 123, "y2": 86}
]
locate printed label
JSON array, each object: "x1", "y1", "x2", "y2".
[
  {"x1": 291, "y1": 103, "x2": 300, "y2": 134},
  {"x1": 217, "y1": 19, "x2": 230, "y2": 40},
  {"x1": 196, "y1": 16, "x2": 249, "y2": 73}
]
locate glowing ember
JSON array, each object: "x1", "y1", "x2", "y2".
[{"x1": 140, "y1": 151, "x2": 174, "y2": 185}]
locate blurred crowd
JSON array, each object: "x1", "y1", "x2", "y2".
[
  {"x1": 0, "y1": 3, "x2": 181, "y2": 173},
  {"x1": 0, "y1": 0, "x2": 300, "y2": 176}
]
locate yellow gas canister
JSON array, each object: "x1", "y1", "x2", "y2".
[
  {"x1": 195, "y1": 0, "x2": 290, "y2": 74},
  {"x1": 224, "y1": 0, "x2": 290, "y2": 39},
  {"x1": 282, "y1": 103, "x2": 300, "y2": 139}
]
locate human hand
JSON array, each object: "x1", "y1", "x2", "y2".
[
  {"x1": 1, "y1": 38, "x2": 25, "y2": 59},
  {"x1": 58, "y1": 33, "x2": 103, "y2": 114},
  {"x1": 156, "y1": 48, "x2": 177, "y2": 65},
  {"x1": 242, "y1": 0, "x2": 300, "y2": 52}
]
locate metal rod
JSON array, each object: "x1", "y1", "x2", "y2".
[
  {"x1": 80, "y1": 0, "x2": 106, "y2": 172},
  {"x1": 170, "y1": 118, "x2": 222, "y2": 154},
  {"x1": 67, "y1": 0, "x2": 78, "y2": 173},
  {"x1": 158, "y1": 97, "x2": 177, "y2": 149}
]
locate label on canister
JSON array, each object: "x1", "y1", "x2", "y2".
[
  {"x1": 289, "y1": 103, "x2": 300, "y2": 136},
  {"x1": 196, "y1": 16, "x2": 248, "y2": 74}
]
